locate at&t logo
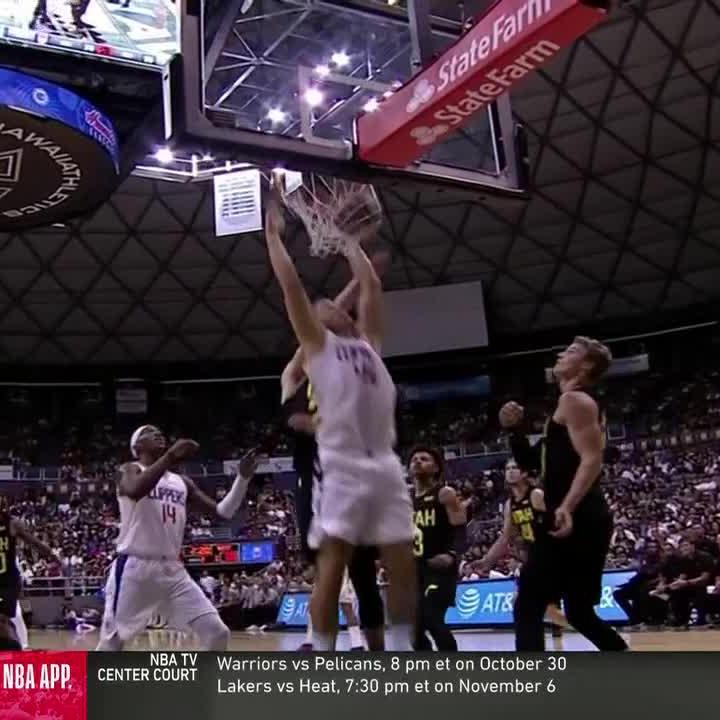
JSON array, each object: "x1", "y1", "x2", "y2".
[
  {"x1": 456, "y1": 587, "x2": 481, "y2": 618},
  {"x1": 279, "y1": 596, "x2": 296, "y2": 622}
]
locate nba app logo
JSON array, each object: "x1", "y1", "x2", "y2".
[{"x1": 456, "y1": 587, "x2": 481, "y2": 619}]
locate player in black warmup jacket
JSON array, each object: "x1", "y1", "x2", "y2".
[
  {"x1": 409, "y1": 447, "x2": 466, "y2": 651},
  {"x1": 500, "y1": 336, "x2": 628, "y2": 651}
]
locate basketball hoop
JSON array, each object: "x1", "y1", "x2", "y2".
[{"x1": 274, "y1": 171, "x2": 383, "y2": 257}]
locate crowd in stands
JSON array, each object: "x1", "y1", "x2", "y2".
[{"x1": 3, "y1": 332, "x2": 720, "y2": 629}]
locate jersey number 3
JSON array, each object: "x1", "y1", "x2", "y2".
[
  {"x1": 413, "y1": 527, "x2": 424, "y2": 558},
  {"x1": 162, "y1": 504, "x2": 177, "y2": 524}
]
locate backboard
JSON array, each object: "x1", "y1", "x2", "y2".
[
  {"x1": 166, "y1": 0, "x2": 609, "y2": 196},
  {"x1": 165, "y1": 0, "x2": 527, "y2": 197}
]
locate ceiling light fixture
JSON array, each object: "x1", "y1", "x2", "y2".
[
  {"x1": 304, "y1": 87, "x2": 324, "y2": 107},
  {"x1": 267, "y1": 107, "x2": 287, "y2": 124},
  {"x1": 331, "y1": 51, "x2": 350, "y2": 67},
  {"x1": 155, "y1": 147, "x2": 174, "y2": 164}
]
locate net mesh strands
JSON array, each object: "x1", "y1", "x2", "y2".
[{"x1": 278, "y1": 173, "x2": 383, "y2": 257}]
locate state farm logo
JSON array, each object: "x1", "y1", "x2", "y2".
[
  {"x1": 406, "y1": 78, "x2": 436, "y2": 113},
  {"x1": 410, "y1": 124, "x2": 451, "y2": 146}
]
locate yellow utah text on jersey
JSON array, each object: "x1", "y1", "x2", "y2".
[{"x1": 414, "y1": 508, "x2": 436, "y2": 528}]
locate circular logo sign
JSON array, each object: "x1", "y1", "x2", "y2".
[
  {"x1": 456, "y1": 587, "x2": 482, "y2": 618},
  {"x1": 0, "y1": 69, "x2": 120, "y2": 230},
  {"x1": 279, "y1": 596, "x2": 296, "y2": 622}
]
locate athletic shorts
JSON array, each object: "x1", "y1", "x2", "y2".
[
  {"x1": 100, "y1": 555, "x2": 217, "y2": 643},
  {"x1": 308, "y1": 449, "x2": 414, "y2": 548},
  {"x1": 523, "y1": 512, "x2": 613, "y2": 605}
]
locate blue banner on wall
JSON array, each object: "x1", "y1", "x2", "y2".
[
  {"x1": 276, "y1": 570, "x2": 635, "y2": 627},
  {"x1": 399, "y1": 376, "x2": 491, "y2": 403}
]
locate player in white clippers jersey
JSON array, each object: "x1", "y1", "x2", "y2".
[
  {"x1": 265, "y1": 188, "x2": 416, "y2": 652},
  {"x1": 97, "y1": 426, "x2": 260, "y2": 651}
]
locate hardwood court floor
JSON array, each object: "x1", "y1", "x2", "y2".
[{"x1": 27, "y1": 627, "x2": 720, "y2": 652}]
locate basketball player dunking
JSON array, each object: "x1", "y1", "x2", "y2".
[
  {"x1": 500, "y1": 337, "x2": 628, "y2": 651},
  {"x1": 409, "y1": 446, "x2": 466, "y2": 651},
  {"x1": 97, "y1": 427, "x2": 260, "y2": 651},
  {"x1": 265, "y1": 188, "x2": 416, "y2": 651},
  {"x1": 479, "y1": 458, "x2": 568, "y2": 637},
  {"x1": 282, "y1": 259, "x2": 388, "y2": 651}
]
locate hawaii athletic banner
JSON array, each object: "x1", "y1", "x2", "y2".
[{"x1": 357, "y1": 0, "x2": 610, "y2": 167}]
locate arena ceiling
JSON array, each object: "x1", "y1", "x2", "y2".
[{"x1": 0, "y1": 0, "x2": 718, "y2": 365}]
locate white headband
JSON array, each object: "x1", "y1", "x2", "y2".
[{"x1": 130, "y1": 425, "x2": 152, "y2": 458}]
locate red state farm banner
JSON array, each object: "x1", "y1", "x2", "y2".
[
  {"x1": 0, "y1": 651, "x2": 87, "y2": 720},
  {"x1": 357, "y1": 0, "x2": 609, "y2": 168}
]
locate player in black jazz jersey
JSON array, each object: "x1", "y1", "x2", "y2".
[
  {"x1": 0, "y1": 500, "x2": 55, "y2": 649},
  {"x1": 410, "y1": 446, "x2": 466, "y2": 651},
  {"x1": 479, "y1": 459, "x2": 568, "y2": 635},
  {"x1": 500, "y1": 336, "x2": 628, "y2": 651}
]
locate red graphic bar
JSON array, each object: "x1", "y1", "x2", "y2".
[
  {"x1": 357, "y1": 0, "x2": 609, "y2": 168},
  {"x1": 0, "y1": 651, "x2": 87, "y2": 720}
]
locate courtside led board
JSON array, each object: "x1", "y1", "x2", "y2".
[{"x1": 357, "y1": 0, "x2": 610, "y2": 167}]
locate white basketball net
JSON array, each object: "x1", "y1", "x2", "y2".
[{"x1": 279, "y1": 174, "x2": 383, "y2": 257}]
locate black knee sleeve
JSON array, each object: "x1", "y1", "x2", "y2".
[
  {"x1": 0, "y1": 634, "x2": 21, "y2": 650},
  {"x1": 349, "y1": 547, "x2": 384, "y2": 630},
  {"x1": 423, "y1": 596, "x2": 456, "y2": 651}
]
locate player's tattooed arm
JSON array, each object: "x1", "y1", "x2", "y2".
[
  {"x1": 438, "y1": 486, "x2": 466, "y2": 526},
  {"x1": 265, "y1": 184, "x2": 325, "y2": 355},
  {"x1": 118, "y1": 439, "x2": 199, "y2": 500},
  {"x1": 10, "y1": 519, "x2": 55, "y2": 558},
  {"x1": 529, "y1": 488, "x2": 546, "y2": 512},
  {"x1": 499, "y1": 402, "x2": 543, "y2": 474},
  {"x1": 478, "y1": 500, "x2": 514, "y2": 570},
  {"x1": 424, "y1": 487, "x2": 466, "y2": 570}
]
